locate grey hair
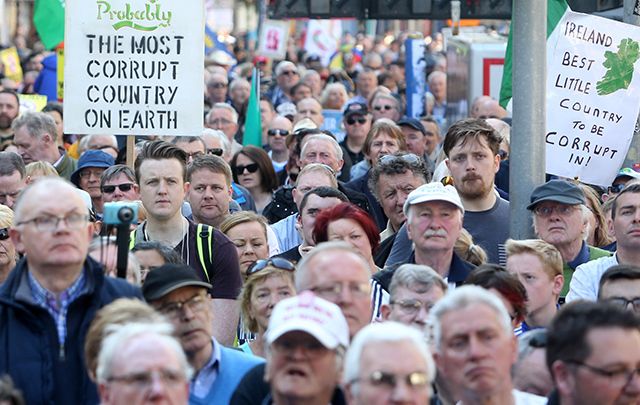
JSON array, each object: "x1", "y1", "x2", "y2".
[
  {"x1": 429, "y1": 285, "x2": 512, "y2": 352},
  {"x1": 11, "y1": 112, "x2": 58, "y2": 142},
  {"x1": 209, "y1": 102, "x2": 238, "y2": 124},
  {"x1": 96, "y1": 322, "x2": 193, "y2": 384},
  {"x1": 516, "y1": 329, "x2": 546, "y2": 364},
  {"x1": 320, "y1": 82, "x2": 348, "y2": 107},
  {"x1": 300, "y1": 134, "x2": 344, "y2": 161},
  {"x1": 344, "y1": 322, "x2": 435, "y2": 396},
  {"x1": 201, "y1": 128, "x2": 231, "y2": 157},
  {"x1": 295, "y1": 241, "x2": 371, "y2": 291},
  {"x1": 229, "y1": 78, "x2": 250, "y2": 92},
  {"x1": 389, "y1": 264, "x2": 448, "y2": 301},
  {"x1": 86, "y1": 134, "x2": 118, "y2": 148},
  {"x1": 296, "y1": 163, "x2": 338, "y2": 186}
]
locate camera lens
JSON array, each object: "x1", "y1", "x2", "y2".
[{"x1": 118, "y1": 207, "x2": 134, "y2": 223}]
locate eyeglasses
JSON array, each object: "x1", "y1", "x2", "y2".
[
  {"x1": 346, "y1": 117, "x2": 367, "y2": 125},
  {"x1": 79, "y1": 168, "x2": 105, "y2": 179},
  {"x1": 606, "y1": 296, "x2": 640, "y2": 312},
  {"x1": 567, "y1": 360, "x2": 640, "y2": 387},
  {"x1": 209, "y1": 118, "x2": 233, "y2": 126},
  {"x1": 235, "y1": 163, "x2": 259, "y2": 175},
  {"x1": 378, "y1": 154, "x2": 421, "y2": 165},
  {"x1": 268, "y1": 128, "x2": 290, "y2": 137},
  {"x1": 208, "y1": 82, "x2": 227, "y2": 89},
  {"x1": 107, "y1": 369, "x2": 185, "y2": 389},
  {"x1": 0, "y1": 228, "x2": 9, "y2": 240},
  {"x1": 246, "y1": 258, "x2": 295, "y2": 277},
  {"x1": 351, "y1": 370, "x2": 429, "y2": 390},
  {"x1": 157, "y1": 293, "x2": 208, "y2": 319},
  {"x1": 17, "y1": 213, "x2": 89, "y2": 232},
  {"x1": 533, "y1": 205, "x2": 578, "y2": 217},
  {"x1": 609, "y1": 183, "x2": 626, "y2": 194},
  {"x1": 373, "y1": 105, "x2": 394, "y2": 111},
  {"x1": 102, "y1": 183, "x2": 135, "y2": 194},
  {"x1": 280, "y1": 70, "x2": 298, "y2": 76},
  {"x1": 310, "y1": 282, "x2": 371, "y2": 301},
  {"x1": 390, "y1": 299, "x2": 435, "y2": 315},
  {"x1": 206, "y1": 148, "x2": 224, "y2": 156}
]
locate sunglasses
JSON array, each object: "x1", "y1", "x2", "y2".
[
  {"x1": 280, "y1": 70, "x2": 298, "y2": 76},
  {"x1": 609, "y1": 183, "x2": 626, "y2": 194},
  {"x1": 235, "y1": 163, "x2": 259, "y2": 175},
  {"x1": 268, "y1": 129, "x2": 290, "y2": 137},
  {"x1": 346, "y1": 117, "x2": 367, "y2": 125},
  {"x1": 0, "y1": 228, "x2": 9, "y2": 240},
  {"x1": 207, "y1": 148, "x2": 223, "y2": 156},
  {"x1": 378, "y1": 153, "x2": 421, "y2": 165},
  {"x1": 373, "y1": 105, "x2": 393, "y2": 111},
  {"x1": 246, "y1": 258, "x2": 295, "y2": 277},
  {"x1": 102, "y1": 183, "x2": 135, "y2": 194}
]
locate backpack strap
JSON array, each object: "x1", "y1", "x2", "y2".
[{"x1": 196, "y1": 223, "x2": 214, "y2": 283}]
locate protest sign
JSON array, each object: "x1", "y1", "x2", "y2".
[
  {"x1": 0, "y1": 47, "x2": 23, "y2": 84},
  {"x1": 258, "y1": 19, "x2": 289, "y2": 60},
  {"x1": 546, "y1": 10, "x2": 640, "y2": 186},
  {"x1": 321, "y1": 109, "x2": 345, "y2": 143},
  {"x1": 405, "y1": 38, "x2": 427, "y2": 119},
  {"x1": 304, "y1": 20, "x2": 341, "y2": 66},
  {"x1": 63, "y1": 0, "x2": 204, "y2": 135},
  {"x1": 19, "y1": 94, "x2": 48, "y2": 113}
]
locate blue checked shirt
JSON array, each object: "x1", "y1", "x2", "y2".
[{"x1": 28, "y1": 271, "x2": 87, "y2": 353}]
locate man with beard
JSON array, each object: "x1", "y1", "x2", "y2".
[
  {"x1": 444, "y1": 118, "x2": 509, "y2": 264},
  {"x1": 143, "y1": 264, "x2": 263, "y2": 404},
  {"x1": 0, "y1": 89, "x2": 19, "y2": 150}
]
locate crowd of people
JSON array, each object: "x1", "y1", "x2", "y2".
[{"x1": 0, "y1": 28, "x2": 638, "y2": 405}]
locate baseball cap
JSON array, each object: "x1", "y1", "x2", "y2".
[
  {"x1": 343, "y1": 102, "x2": 368, "y2": 119},
  {"x1": 70, "y1": 150, "x2": 115, "y2": 187},
  {"x1": 142, "y1": 264, "x2": 212, "y2": 301},
  {"x1": 397, "y1": 116, "x2": 426, "y2": 135},
  {"x1": 264, "y1": 291, "x2": 349, "y2": 349},
  {"x1": 403, "y1": 182, "x2": 464, "y2": 215},
  {"x1": 527, "y1": 179, "x2": 585, "y2": 210},
  {"x1": 613, "y1": 167, "x2": 640, "y2": 182}
]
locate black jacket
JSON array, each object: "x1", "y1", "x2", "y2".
[{"x1": 0, "y1": 257, "x2": 142, "y2": 405}]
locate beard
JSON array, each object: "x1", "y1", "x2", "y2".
[
  {"x1": 456, "y1": 174, "x2": 492, "y2": 200},
  {"x1": 0, "y1": 113, "x2": 14, "y2": 130}
]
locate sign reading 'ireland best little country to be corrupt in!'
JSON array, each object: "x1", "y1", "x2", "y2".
[
  {"x1": 546, "y1": 10, "x2": 640, "y2": 186},
  {"x1": 63, "y1": 0, "x2": 204, "y2": 135}
]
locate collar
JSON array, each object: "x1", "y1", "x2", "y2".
[
  {"x1": 198, "y1": 338, "x2": 221, "y2": 375},
  {"x1": 26, "y1": 268, "x2": 87, "y2": 309},
  {"x1": 52, "y1": 149, "x2": 65, "y2": 168},
  {"x1": 567, "y1": 240, "x2": 590, "y2": 270}
]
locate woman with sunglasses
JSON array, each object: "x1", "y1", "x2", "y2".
[
  {"x1": 313, "y1": 202, "x2": 381, "y2": 273},
  {"x1": 0, "y1": 205, "x2": 16, "y2": 284},
  {"x1": 231, "y1": 146, "x2": 279, "y2": 215},
  {"x1": 238, "y1": 258, "x2": 296, "y2": 357}
]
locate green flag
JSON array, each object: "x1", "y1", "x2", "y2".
[
  {"x1": 243, "y1": 68, "x2": 262, "y2": 147},
  {"x1": 34, "y1": 0, "x2": 65, "y2": 50},
  {"x1": 499, "y1": 0, "x2": 570, "y2": 110}
]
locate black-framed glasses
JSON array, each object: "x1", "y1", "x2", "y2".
[
  {"x1": 246, "y1": 258, "x2": 295, "y2": 277},
  {"x1": 566, "y1": 360, "x2": 640, "y2": 387},
  {"x1": 0, "y1": 228, "x2": 9, "y2": 240},
  {"x1": 102, "y1": 183, "x2": 135, "y2": 194},
  {"x1": 606, "y1": 296, "x2": 640, "y2": 312},
  {"x1": 373, "y1": 105, "x2": 394, "y2": 111},
  {"x1": 390, "y1": 299, "x2": 435, "y2": 315},
  {"x1": 207, "y1": 148, "x2": 224, "y2": 156},
  {"x1": 268, "y1": 129, "x2": 290, "y2": 137},
  {"x1": 378, "y1": 153, "x2": 421, "y2": 165},
  {"x1": 157, "y1": 293, "x2": 208, "y2": 319},
  {"x1": 346, "y1": 117, "x2": 367, "y2": 125},
  {"x1": 351, "y1": 370, "x2": 429, "y2": 390},
  {"x1": 234, "y1": 163, "x2": 259, "y2": 175},
  {"x1": 533, "y1": 205, "x2": 578, "y2": 218}
]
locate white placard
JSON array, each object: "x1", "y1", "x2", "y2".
[
  {"x1": 258, "y1": 20, "x2": 289, "y2": 60},
  {"x1": 63, "y1": 0, "x2": 204, "y2": 135},
  {"x1": 304, "y1": 20, "x2": 341, "y2": 67},
  {"x1": 546, "y1": 11, "x2": 640, "y2": 186}
]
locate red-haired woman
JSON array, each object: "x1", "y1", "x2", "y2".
[{"x1": 313, "y1": 202, "x2": 381, "y2": 273}]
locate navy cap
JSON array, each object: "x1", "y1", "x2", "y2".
[
  {"x1": 142, "y1": 264, "x2": 212, "y2": 301},
  {"x1": 343, "y1": 102, "x2": 368, "y2": 119},
  {"x1": 397, "y1": 116, "x2": 426, "y2": 135},
  {"x1": 527, "y1": 180, "x2": 585, "y2": 210},
  {"x1": 70, "y1": 150, "x2": 115, "y2": 187}
]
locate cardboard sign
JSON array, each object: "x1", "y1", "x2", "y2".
[
  {"x1": 63, "y1": 0, "x2": 204, "y2": 135},
  {"x1": 258, "y1": 19, "x2": 289, "y2": 60},
  {"x1": 546, "y1": 11, "x2": 640, "y2": 186},
  {"x1": 304, "y1": 20, "x2": 341, "y2": 66},
  {"x1": 0, "y1": 47, "x2": 23, "y2": 84}
]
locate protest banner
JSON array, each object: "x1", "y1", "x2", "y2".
[
  {"x1": 63, "y1": 0, "x2": 204, "y2": 136},
  {"x1": 257, "y1": 19, "x2": 289, "y2": 60},
  {"x1": 405, "y1": 38, "x2": 427, "y2": 119},
  {"x1": 304, "y1": 20, "x2": 341, "y2": 66},
  {"x1": 321, "y1": 109, "x2": 345, "y2": 143},
  {"x1": 0, "y1": 47, "x2": 23, "y2": 84},
  {"x1": 18, "y1": 94, "x2": 48, "y2": 113},
  {"x1": 546, "y1": 10, "x2": 640, "y2": 186}
]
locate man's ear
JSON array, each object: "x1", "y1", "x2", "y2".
[
  {"x1": 9, "y1": 228, "x2": 25, "y2": 254},
  {"x1": 380, "y1": 304, "x2": 392, "y2": 320}
]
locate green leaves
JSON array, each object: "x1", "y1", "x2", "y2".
[{"x1": 596, "y1": 38, "x2": 640, "y2": 96}]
